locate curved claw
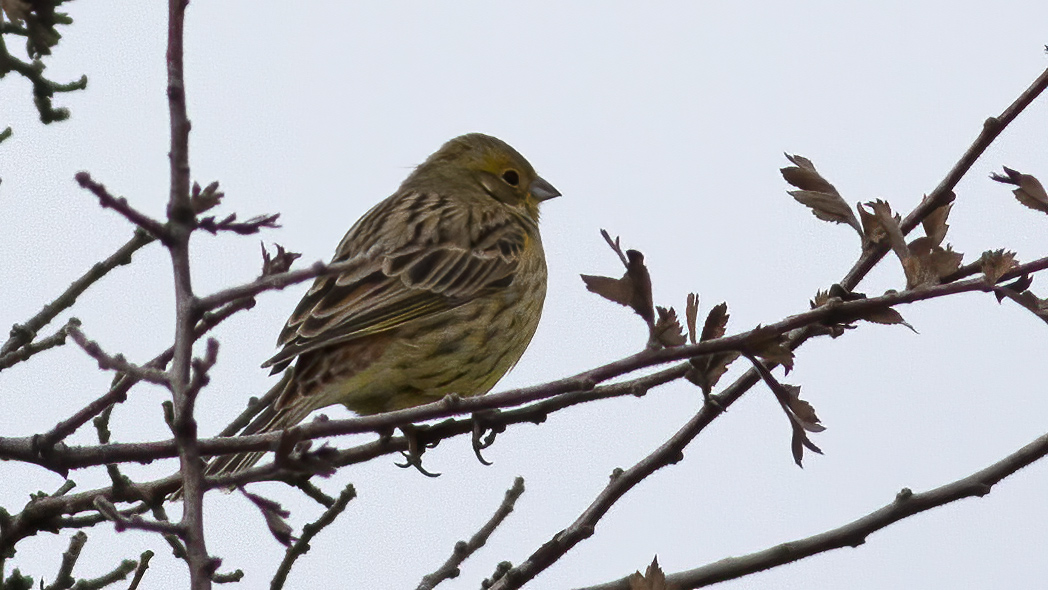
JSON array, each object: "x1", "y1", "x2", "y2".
[
  {"x1": 472, "y1": 420, "x2": 494, "y2": 466},
  {"x1": 470, "y1": 411, "x2": 505, "y2": 466},
  {"x1": 394, "y1": 425, "x2": 441, "y2": 478}
]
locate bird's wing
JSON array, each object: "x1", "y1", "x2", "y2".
[{"x1": 262, "y1": 192, "x2": 529, "y2": 372}]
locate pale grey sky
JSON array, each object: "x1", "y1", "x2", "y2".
[{"x1": 2, "y1": 2, "x2": 1048, "y2": 589}]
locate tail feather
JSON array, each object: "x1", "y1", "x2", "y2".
[
  {"x1": 205, "y1": 397, "x2": 308, "y2": 480},
  {"x1": 171, "y1": 372, "x2": 311, "y2": 500}
]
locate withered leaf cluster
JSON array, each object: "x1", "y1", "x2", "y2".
[
  {"x1": 783, "y1": 154, "x2": 963, "y2": 290},
  {"x1": 864, "y1": 199, "x2": 962, "y2": 289},
  {"x1": 746, "y1": 355, "x2": 824, "y2": 467},
  {"x1": 781, "y1": 154, "x2": 864, "y2": 242},
  {"x1": 581, "y1": 232, "x2": 742, "y2": 396},
  {"x1": 992, "y1": 166, "x2": 1048, "y2": 214},
  {"x1": 628, "y1": 556, "x2": 678, "y2": 590},
  {"x1": 685, "y1": 301, "x2": 741, "y2": 397},
  {"x1": 261, "y1": 243, "x2": 303, "y2": 277},
  {"x1": 810, "y1": 285, "x2": 914, "y2": 335},
  {"x1": 581, "y1": 235, "x2": 655, "y2": 327}
]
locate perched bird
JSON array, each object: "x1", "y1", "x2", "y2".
[{"x1": 211, "y1": 133, "x2": 559, "y2": 478}]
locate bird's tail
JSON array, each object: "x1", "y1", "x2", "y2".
[{"x1": 171, "y1": 372, "x2": 310, "y2": 500}]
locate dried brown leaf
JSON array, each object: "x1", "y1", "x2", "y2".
[
  {"x1": 783, "y1": 384, "x2": 825, "y2": 433},
  {"x1": 686, "y1": 351, "x2": 741, "y2": 396},
  {"x1": 751, "y1": 333, "x2": 794, "y2": 373},
  {"x1": 747, "y1": 356, "x2": 824, "y2": 467},
  {"x1": 791, "y1": 421, "x2": 824, "y2": 468},
  {"x1": 992, "y1": 167, "x2": 1048, "y2": 214},
  {"x1": 685, "y1": 293, "x2": 699, "y2": 345},
  {"x1": 782, "y1": 154, "x2": 862, "y2": 237},
  {"x1": 242, "y1": 489, "x2": 296, "y2": 546},
  {"x1": 261, "y1": 243, "x2": 303, "y2": 277},
  {"x1": 700, "y1": 302, "x2": 729, "y2": 342},
  {"x1": 981, "y1": 249, "x2": 1018, "y2": 285},
  {"x1": 810, "y1": 289, "x2": 832, "y2": 308},
  {"x1": 866, "y1": 200, "x2": 908, "y2": 261},
  {"x1": 857, "y1": 306, "x2": 916, "y2": 332},
  {"x1": 582, "y1": 249, "x2": 655, "y2": 324},
  {"x1": 928, "y1": 244, "x2": 963, "y2": 279},
  {"x1": 1, "y1": 0, "x2": 29, "y2": 21},
  {"x1": 856, "y1": 202, "x2": 887, "y2": 248},
  {"x1": 652, "y1": 306, "x2": 687, "y2": 348},
  {"x1": 922, "y1": 198, "x2": 954, "y2": 246},
  {"x1": 781, "y1": 154, "x2": 835, "y2": 192},
  {"x1": 628, "y1": 556, "x2": 677, "y2": 590},
  {"x1": 900, "y1": 236, "x2": 963, "y2": 290}
]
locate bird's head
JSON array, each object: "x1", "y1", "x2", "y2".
[{"x1": 409, "y1": 133, "x2": 560, "y2": 221}]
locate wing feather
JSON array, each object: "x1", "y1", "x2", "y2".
[{"x1": 263, "y1": 192, "x2": 529, "y2": 371}]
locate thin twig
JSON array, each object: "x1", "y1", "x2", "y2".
[
  {"x1": 94, "y1": 497, "x2": 184, "y2": 536},
  {"x1": 42, "y1": 531, "x2": 87, "y2": 590},
  {"x1": 75, "y1": 172, "x2": 170, "y2": 241},
  {"x1": 35, "y1": 297, "x2": 254, "y2": 452},
  {"x1": 270, "y1": 483, "x2": 357, "y2": 590},
  {"x1": 127, "y1": 550, "x2": 154, "y2": 590},
  {"x1": 0, "y1": 230, "x2": 153, "y2": 356},
  {"x1": 68, "y1": 558, "x2": 138, "y2": 590},
  {"x1": 0, "y1": 317, "x2": 78, "y2": 371},
  {"x1": 194, "y1": 258, "x2": 358, "y2": 311},
  {"x1": 417, "y1": 477, "x2": 525, "y2": 590},
  {"x1": 66, "y1": 326, "x2": 170, "y2": 386}
]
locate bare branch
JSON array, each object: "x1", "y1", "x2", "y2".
[
  {"x1": 193, "y1": 258, "x2": 358, "y2": 311},
  {"x1": 34, "y1": 297, "x2": 255, "y2": 452},
  {"x1": 66, "y1": 326, "x2": 170, "y2": 386},
  {"x1": 127, "y1": 550, "x2": 154, "y2": 590},
  {"x1": 0, "y1": 230, "x2": 154, "y2": 357},
  {"x1": 488, "y1": 66, "x2": 1048, "y2": 589},
  {"x1": 417, "y1": 477, "x2": 525, "y2": 590},
  {"x1": 0, "y1": 316, "x2": 77, "y2": 371},
  {"x1": 841, "y1": 65, "x2": 1048, "y2": 291},
  {"x1": 94, "y1": 496, "x2": 184, "y2": 536},
  {"x1": 42, "y1": 531, "x2": 87, "y2": 590},
  {"x1": 74, "y1": 172, "x2": 170, "y2": 241},
  {"x1": 5, "y1": 254, "x2": 1048, "y2": 477},
  {"x1": 578, "y1": 430, "x2": 1048, "y2": 590},
  {"x1": 270, "y1": 483, "x2": 357, "y2": 590},
  {"x1": 163, "y1": 0, "x2": 213, "y2": 586}
]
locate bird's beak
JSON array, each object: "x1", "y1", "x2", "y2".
[{"x1": 530, "y1": 176, "x2": 561, "y2": 202}]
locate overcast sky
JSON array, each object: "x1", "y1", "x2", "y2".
[{"x1": 3, "y1": 2, "x2": 1048, "y2": 589}]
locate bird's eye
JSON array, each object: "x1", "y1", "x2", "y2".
[{"x1": 501, "y1": 169, "x2": 520, "y2": 186}]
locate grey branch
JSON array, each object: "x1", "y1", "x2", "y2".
[
  {"x1": 74, "y1": 173, "x2": 170, "y2": 241},
  {"x1": 66, "y1": 326, "x2": 171, "y2": 387},
  {"x1": 417, "y1": 477, "x2": 526, "y2": 590},
  {"x1": 487, "y1": 63, "x2": 1048, "y2": 590},
  {"x1": 577, "y1": 430, "x2": 1048, "y2": 590},
  {"x1": 270, "y1": 483, "x2": 357, "y2": 590},
  {"x1": 0, "y1": 317, "x2": 78, "y2": 371},
  {"x1": 0, "y1": 230, "x2": 153, "y2": 357}
]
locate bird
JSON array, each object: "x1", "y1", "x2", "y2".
[{"x1": 207, "y1": 132, "x2": 559, "y2": 480}]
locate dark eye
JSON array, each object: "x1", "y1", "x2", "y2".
[{"x1": 501, "y1": 169, "x2": 520, "y2": 186}]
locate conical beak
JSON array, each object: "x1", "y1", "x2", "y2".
[{"x1": 530, "y1": 176, "x2": 561, "y2": 202}]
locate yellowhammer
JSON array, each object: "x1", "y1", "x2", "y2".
[{"x1": 213, "y1": 133, "x2": 558, "y2": 477}]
